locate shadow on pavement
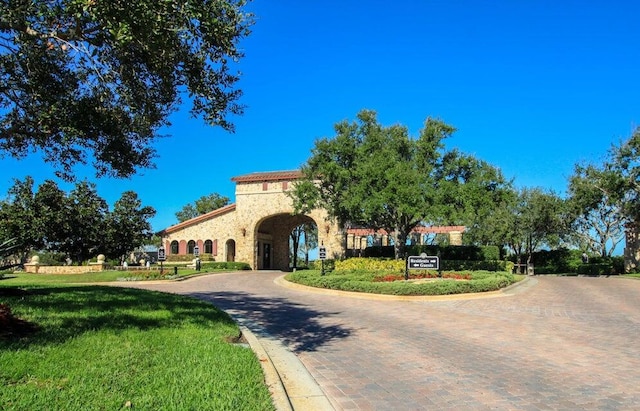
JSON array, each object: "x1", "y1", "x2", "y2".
[{"x1": 190, "y1": 291, "x2": 352, "y2": 352}]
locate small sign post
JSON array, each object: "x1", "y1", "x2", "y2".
[
  {"x1": 193, "y1": 246, "x2": 200, "y2": 271},
  {"x1": 158, "y1": 247, "x2": 166, "y2": 275},
  {"x1": 319, "y1": 244, "x2": 327, "y2": 275},
  {"x1": 406, "y1": 253, "x2": 439, "y2": 280}
]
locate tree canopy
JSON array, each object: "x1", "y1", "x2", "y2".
[
  {"x1": 291, "y1": 109, "x2": 508, "y2": 259},
  {"x1": 0, "y1": 0, "x2": 252, "y2": 180},
  {"x1": 0, "y1": 177, "x2": 155, "y2": 264},
  {"x1": 175, "y1": 192, "x2": 230, "y2": 223}
]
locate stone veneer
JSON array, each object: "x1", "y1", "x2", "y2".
[
  {"x1": 625, "y1": 223, "x2": 639, "y2": 272},
  {"x1": 161, "y1": 171, "x2": 341, "y2": 271}
]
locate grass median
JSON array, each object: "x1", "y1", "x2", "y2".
[{"x1": 0, "y1": 275, "x2": 275, "y2": 410}]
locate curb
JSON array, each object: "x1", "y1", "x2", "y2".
[
  {"x1": 240, "y1": 326, "x2": 293, "y2": 411},
  {"x1": 239, "y1": 325, "x2": 335, "y2": 411}
]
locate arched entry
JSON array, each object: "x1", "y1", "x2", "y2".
[
  {"x1": 255, "y1": 213, "x2": 317, "y2": 270},
  {"x1": 225, "y1": 239, "x2": 236, "y2": 262}
]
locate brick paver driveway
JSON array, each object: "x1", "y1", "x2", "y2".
[{"x1": 129, "y1": 273, "x2": 640, "y2": 410}]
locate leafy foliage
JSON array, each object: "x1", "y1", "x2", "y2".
[
  {"x1": 293, "y1": 110, "x2": 508, "y2": 259},
  {"x1": 0, "y1": 177, "x2": 155, "y2": 264},
  {"x1": 0, "y1": 0, "x2": 252, "y2": 180},
  {"x1": 567, "y1": 163, "x2": 625, "y2": 257},
  {"x1": 175, "y1": 193, "x2": 230, "y2": 223}
]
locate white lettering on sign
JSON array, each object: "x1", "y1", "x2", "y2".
[{"x1": 407, "y1": 256, "x2": 439, "y2": 270}]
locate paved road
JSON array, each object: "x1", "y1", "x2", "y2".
[{"x1": 125, "y1": 272, "x2": 640, "y2": 410}]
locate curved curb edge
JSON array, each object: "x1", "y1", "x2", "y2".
[{"x1": 240, "y1": 326, "x2": 293, "y2": 411}]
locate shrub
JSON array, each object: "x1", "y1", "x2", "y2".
[
  {"x1": 334, "y1": 257, "x2": 511, "y2": 273},
  {"x1": 406, "y1": 245, "x2": 500, "y2": 261},
  {"x1": 335, "y1": 258, "x2": 404, "y2": 272},
  {"x1": 309, "y1": 259, "x2": 335, "y2": 272},
  {"x1": 200, "y1": 261, "x2": 251, "y2": 271}
]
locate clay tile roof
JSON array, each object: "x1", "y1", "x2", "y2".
[
  {"x1": 161, "y1": 203, "x2": 237, "y2": 234},
  {"x1": 231, "y1": 170, "x2": 303, "y2": 183}
]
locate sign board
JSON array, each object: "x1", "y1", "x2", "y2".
[
  {"x1": 157, "y1": 247, "x2": 166, "y2": 262},
  {"x1": 193, "y1": 246, "x2": 200, "y2": 257},
  {"x1": 407, "y1": 255, "x2": 439, "y2": 270},
  {"x1": 318, "y1": 246, "x2": 327, "y2": 260}
]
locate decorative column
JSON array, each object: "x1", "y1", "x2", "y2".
[
  {"x1": 24, "y1": 255, "x2": 40, "y2": 274},
  {"x1": 449, "y1": 231, "x2": 463, "y2": 246},
  {"x1": 624, "y1": 223, "x2": 639, "y2": 273}
]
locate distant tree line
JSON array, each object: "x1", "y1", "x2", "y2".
[
  {"x1": 0, "y1": 177, "x2": 155, "y2": 265},
  {"x1": 292, "y1": 110, "x2": 640, "y2": 268}
]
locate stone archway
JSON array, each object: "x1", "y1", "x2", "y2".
[{"x1": 254, "y1": 213, "x2": 317, "y2": 270}]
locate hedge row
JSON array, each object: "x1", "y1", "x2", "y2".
[
  {"x1": 362, "y1": 245, "x2": 500, "y2": 260},
  {"x1": 331, "y1": 257, "x2": 513, "y2": 273},
  {"x1": 200, "y1": 261, "x2": 251, "y2": 271},
  {"x1": 285, "y1": 270, "x2": 516, "y2": 296}
]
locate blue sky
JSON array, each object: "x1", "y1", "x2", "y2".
[{"x1": 1, "y1": 0, "x2": 639, "y2": 232}]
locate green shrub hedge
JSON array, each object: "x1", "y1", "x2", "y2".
[
  {"x1": 200, "y1": 261, "x2": 251, "y2": 271},
  {"x1": 330, "y1": 257, "x2": 512, "y2": 273},
  {"x1": 309, "y1": 259, "x2": 336, "y2": 272},
  {"x1": 363, "y1": 245, "x2": 501, "y2": 261},
  {"x1": 285, "y1": 270, "x2": 516, "y2": 296},
  {"x1": 166, "y1": 254, "x2": 216, "y2": 262}
]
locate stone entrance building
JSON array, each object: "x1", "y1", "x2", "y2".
[
  {"x1": 160, "y1": 170, "x2": 466, "y2": 271},
  {"x1": 160, "y1": 170, "x2": 342, "y2": 270}
]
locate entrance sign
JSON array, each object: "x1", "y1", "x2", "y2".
[{"x1": 407, "y1": 255, "x2": 439, "y2": 270}]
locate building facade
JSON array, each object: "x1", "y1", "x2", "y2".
[{"x1": 160, "y1": 170, "x2": 342, "y2": 271}]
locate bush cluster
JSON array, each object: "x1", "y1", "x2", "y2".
[
  {"x1": 309, "y1": 259, "x2": 336, "y2": 272},
  {"x1": 521, "y1": 248, "x2": 626, "y2": 275},
  {"x1": 200, "y1": 261, "x2": 251, "y2": 271},
  {"x1": 362, "y1": 244, "x2": 501, "y2": 260},
  {"x1": 332, "y1": 257, "x2": 513, "y2": 273}
]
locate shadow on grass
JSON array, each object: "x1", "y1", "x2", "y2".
[
  {"x1": 0, "y1": 286, "x2": 236, "y2": 348},
  {"x1": 189, "y1": 291, "x2": 352, "y2": 353}
]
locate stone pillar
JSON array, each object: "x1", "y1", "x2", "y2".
[
  {"x1": 449, "y1": 231, "x2": 463, "y2": 246},
  {"x1": 624, "y1": 223, "x2": 639, "y2": 273},
  {"x1": 24, "y1": 255, "x2": 40, "y2": 273},
  {"x1": 89, "y1": 254, "x2": 108, "y2": 272}
]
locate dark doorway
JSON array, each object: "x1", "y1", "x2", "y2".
[
  {"x1": 226, "y1": 239, "x2": 236, "y2": 262},
  {"x1": 262, "y1": 243, "x2": 271, "y2": 269}
]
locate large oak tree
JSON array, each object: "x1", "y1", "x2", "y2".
[
  {"x1": 292, "y1": 110, "x2": 507, "y2": 259},
  {"x1": 0, "y1": 0, "x2": 252, "y2": 180}
]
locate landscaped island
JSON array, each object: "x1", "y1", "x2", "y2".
[{"x1": 285, "y1": 258, "x2": 519, "y2": 296}]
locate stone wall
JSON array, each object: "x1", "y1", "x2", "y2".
[
  {"x1": 24, "y1": 264, "x2": 106, "y2": 274},
  {"x1": 24, "y1": 254, "x2": 107, "y2": 274}
]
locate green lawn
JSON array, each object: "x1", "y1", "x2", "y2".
[
  {"x1": 0, "y1": 269, "x2": 210, "y2": 285},
  {"x1": 0, "y1": 277, "x2": 275, "y2": 410}
]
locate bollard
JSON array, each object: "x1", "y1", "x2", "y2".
[{"x1": 174, "y1": 266, "x2": 178, "y2": 276}]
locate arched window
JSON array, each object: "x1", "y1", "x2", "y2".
[
  {"x1": 170, "y1": 240, "x2": 179, "y2": 254},
  {"x1": 204, "y1": 239, "x2": 213, "y2": 254},
  {"x1": 187, "y1": 240, "x2": 196, "y2": 254}
]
